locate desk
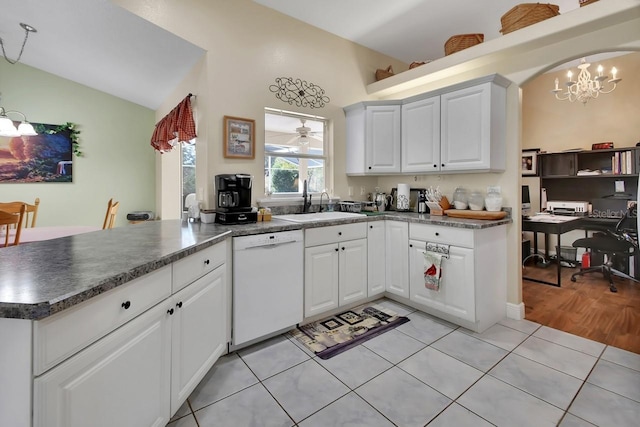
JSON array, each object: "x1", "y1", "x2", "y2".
[
  {"x1": 522, "y1": 215, "x2": 586, "y2": 286},
  {"x1": 5, "y1": 226, "x2": 101, "y2": 244}
]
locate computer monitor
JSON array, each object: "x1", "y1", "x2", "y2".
[{"x1": 522, "y1": 185, "x2": 531, "y2": 216}]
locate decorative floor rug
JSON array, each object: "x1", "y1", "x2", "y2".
[{"x1": 290, "y1": 303, "x2": 410, "y2": 360}]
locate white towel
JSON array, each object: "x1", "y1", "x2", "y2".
[{"x1": 423, "y1": 251, "x2": 442, "y2": 291}]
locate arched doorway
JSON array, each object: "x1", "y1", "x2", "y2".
[{"x1": 516, "y1": 50, "x2": 640, "y2": 352}]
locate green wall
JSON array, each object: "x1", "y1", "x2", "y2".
[{"x1": 0, "y1": 61, "x2": 156, "y2": 227}]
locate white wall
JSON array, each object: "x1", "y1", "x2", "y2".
[
  {"x1": 116, "y1": 0, "x2": 406, "y2": 217},
  {"x1": 0, "y1": 61, "x2": 156, "y2": 227}
]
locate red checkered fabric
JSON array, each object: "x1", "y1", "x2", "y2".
[{"x1": 151, "y1": 95, "x2": 197, "y2": 153}]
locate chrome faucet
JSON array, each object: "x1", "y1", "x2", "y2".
[
  {"x1": 302, "y1": 179, "x2": 312, "y2": 213},
  {"x1": 319, "y1": 191, "x2": 330, "y2": 212}
]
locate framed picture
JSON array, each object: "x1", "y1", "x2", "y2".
[
  {"x1": 223, "y1": 116, "x2": 255, "y2": 159},
  {"x1": 522, "y1": 149, "x2": 540, "y2": 176}
]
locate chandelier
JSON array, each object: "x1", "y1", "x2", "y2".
[
  {"x1": 0, "y1": 101, "x2": 37, "y2": 137},
  {"x1": 551, "y1": 58, "x2": 621, "y2": 104},
  {"x1": 0, "y1": 23, "x2": 38, "y2": 65}
]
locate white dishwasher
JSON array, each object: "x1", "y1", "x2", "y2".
[{"x1": 233, "y1": 230, "x2": 304, "y2": 346}]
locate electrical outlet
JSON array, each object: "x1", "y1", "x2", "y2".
[
  {"x1": 360, "y1": 186, "x2": 366, "y2": 196},
  {"x1": 348, "y1": 186, "x2": 354, "y2": 196}
]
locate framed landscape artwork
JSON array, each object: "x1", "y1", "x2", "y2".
[
  {"x1": 223, "y1": 116, "x2": 255, "y2": 159},
  {"x1": 0, "y1": 123, "x2": 73, "y2": 183}
]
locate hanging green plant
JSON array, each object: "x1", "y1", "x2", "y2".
[{"x1": 34, "y1": 122, "x2": 82, "y2": 157}]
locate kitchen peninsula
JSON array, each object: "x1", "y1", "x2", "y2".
[{"x1": 0, "y1": 213, "x2": 510, "y2": 427}]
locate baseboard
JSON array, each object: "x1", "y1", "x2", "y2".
[{"x1": 506, "y1": 302, "x2": 525, "y2": 320}]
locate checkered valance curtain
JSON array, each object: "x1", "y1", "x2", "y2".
[{"x1": 150, "y1": 94, "x2": 196, "y2": 153}]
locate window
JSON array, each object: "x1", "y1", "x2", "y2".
[
  {"x1": 264, "y1": 109, "x2": 328, "y2": 196},
  {"x1": 181, "y1": 141, "x2": 196, "y2": 211}
]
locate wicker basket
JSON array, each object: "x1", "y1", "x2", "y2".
[
  {"x1": 444, "y1": 34, "x2": 484, "y2": 56},
  {"x1": 500, "y1": 3, "x2": 560, "y2": 35},
  {"x1": 579, "y1": 0, "x2": 598, "y2": 6},
  {"x1": 375, "y1": 65, "x2": 394, "y2": 81}
]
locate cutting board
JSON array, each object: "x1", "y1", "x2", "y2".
[{"x1": 444, "y1": 209, "x2": 507, "y2": 220}]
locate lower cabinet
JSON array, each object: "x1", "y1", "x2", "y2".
[
  {"x1": 304, "y1": 228, "x2": 367, "y2": 318},
  {"x1": 385, "y1": 221, "x2": 409, "y2": 297},
  {"x1": 409, "y1": 240, "x2": 475, "y2": 322},
  {"x1": 34, "y1": 301, "x2": 172, "y2": 427},
  {"x1": 34, "y1": 249, "x2": 228, "y2": 427},
  {"x1": 406, "y1": 223, "x2": 506, "y2": 332},
  {"x1": 170, "y1": 265, "x2": 226, "y2": 414},
  {"x1": 305, "y1": 239, "x2": 367, "y2": 317},
  {"x1": 367, "y1": 221, "x2": 386, "y2": 296}
]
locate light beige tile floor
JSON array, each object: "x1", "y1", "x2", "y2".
[{"x1": 168, "y1": 298, "x2": 640, "y2": 427}]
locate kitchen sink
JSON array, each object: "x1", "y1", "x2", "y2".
[{"x1": 275, "y1": 211, "x2": 365, "y2": 223}]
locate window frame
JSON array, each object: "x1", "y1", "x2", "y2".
[{"x1": 264, "y1": 108, "x2": 330, "y2": 197}]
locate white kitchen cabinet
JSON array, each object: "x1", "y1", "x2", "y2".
[
  {"x1": 401, "y1": 95, "x2": 440, "y2": 173},
  {"x1": 33, "y1": 240, "x2": 229, "y2": 427},
  {"x1": 407, "y1": 223, "x2": 506, "y2": 332},
  {"x1": 440, "y1": 80, "x2": 506, "y2": 172},
  {"x1": 305, "y1": 243, "x2": 340, "y2": 317},
  {"x1": 385, "y1": 220, "x2": 409, "y2": 298},
  {"x1": 367, "y1": 221, "x2": 386, "y2": 296},
  {"x1": 339, "y1": 238, "x2": 368, "y2": 305},
  {"x1": 345, "y1": 101, "x2": 402, "y2": 175},
  {"x1": 34, "y1": 301, "x2": 172, "y2": 427},
  {"x1": 304, "y1": 223, "x2": 368, "y2": 318},
  {"x1": 170, "y1": 264, "x2": 226, "y2": 414},
  {"x1": 409, "y1": 240, "x2": 475, "y2": 322}
]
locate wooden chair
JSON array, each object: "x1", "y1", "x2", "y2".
[
  {"x1": 103, "y1": 198, "x2": 120, "y2": 229},
  {"x1": 0, "y1": 205, "x2": 26, "y2": 247},
  {"x1": 0, "y1": 198, "x2": 40, "y2": 228}
]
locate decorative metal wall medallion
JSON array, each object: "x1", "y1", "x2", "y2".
[{"x1": 269, "y1": 77, "x2": 330, "y2": 109}]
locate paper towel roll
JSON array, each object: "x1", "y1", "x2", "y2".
[{"x1": 397, "y1": 184, "x2": 410, "y2": 211}]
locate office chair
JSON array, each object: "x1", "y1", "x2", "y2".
[{"x1": 571, "y1": 204, "x2": 639, "y2": 292}]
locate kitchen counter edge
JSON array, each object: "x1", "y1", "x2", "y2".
[{"x1": 0, "y1": 213, "x2": 511, "y2": 320}]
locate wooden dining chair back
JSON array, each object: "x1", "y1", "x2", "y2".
[
  {"x1": 0, "y1": 205, "x2": 26, "y2": 247},
  {"x1": 0, "y1": 198, "x2": 40, "y2": 228},
  {"x1": 102, "y1": 198, "x2": 120, "y2": 229}
]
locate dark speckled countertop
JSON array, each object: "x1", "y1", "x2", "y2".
[{"x1": 0, "y1": 213, "x2": 510, "y2": 320}]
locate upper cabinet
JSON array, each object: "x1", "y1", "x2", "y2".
[
  {"x1": 440, "y1": 81, "x2": 506, "y2": 172},
  {"x1": 402, "y1": 95, "x2": 440, "y2": 173},
  {"x1": 345, "y1": 74, "x2": 510, "y2": 176},
  {"x1": 345, "y1": 101, "x2": 401, "y2": 175}
]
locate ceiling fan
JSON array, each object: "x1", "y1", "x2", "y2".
[{"x1": 296, "y1": 119, "x2": 311, "y2": 145}]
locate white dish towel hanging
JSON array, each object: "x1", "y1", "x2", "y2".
[{"x1": 423, "y1": 243, "x2": 449, "y2": 291}]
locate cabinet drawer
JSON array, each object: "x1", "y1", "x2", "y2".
[
  {"x1": 409, "y1": 223, "x2": 474, "y2": 248},
  {"x1": 33, "y1": 265, "x2": 172, "y2": 376},
  {"x1": 305, "y1": 222, "x2": 367, "y2": 247},
  {"x1": 173, "y1": 241, "x2": 226, "y2": 293}
]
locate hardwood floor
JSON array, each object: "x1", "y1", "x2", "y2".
[{"x1": 522, "y1": 262, "x2": 640, "y2": 354}]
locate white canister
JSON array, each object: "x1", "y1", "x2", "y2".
[{"x1": 397, "y1": 184, "x2": 410, "y2": 211}]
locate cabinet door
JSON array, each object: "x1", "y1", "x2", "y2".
[
  {"x1": 339, "y1": 238, "x2": 368, "y2": 305},
  {"x1": 402, "y1": 96, "x2": 441, "y2": 172},
  {"x1": 440, "y1": 82, "x2": 493, "y2": 172},
  {"x1": 540, "y1": 152, "x2": 577, "y2": 177},
  {"x1": 305, "y1": 244, "x2": 340, "y2": 317},
  {"x1": 367, "y1": 222, "x2": 386, "y2": 296},
  {"x1": 34, "y1": 302, "x2": 172, "y2": 427},
  {"x1": 171, "y1": 264, "x2": 226, "y2": 415},
  {"x1": 409, "y1": 241, "x2": 475, "y2": 322},
  {"x1": 366, "y1": 105, "x2": 401, "y2": 174},
  {"x1": 385, "y1": 221, "x2": 409, "y2": 297}
]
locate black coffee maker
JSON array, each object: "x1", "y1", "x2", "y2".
[{"x1": 214, "y1": 174, "x2": 257, "y2": 224}]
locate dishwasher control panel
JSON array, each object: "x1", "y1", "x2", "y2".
[{"x1": 233, "y1": 229, "x2": 303, "y2": 250}]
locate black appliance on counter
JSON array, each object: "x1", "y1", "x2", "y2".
[{"x1": 214, "y1": 174, "x2": 257, "y2": 224}]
